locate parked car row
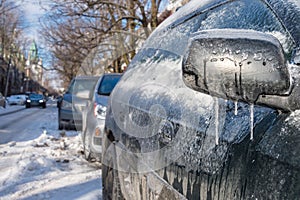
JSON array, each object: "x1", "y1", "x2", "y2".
[{"x1": 57, "y1": 74, "x2": 122, "y2": 162}]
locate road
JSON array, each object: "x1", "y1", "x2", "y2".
[{"x1": 0, "y1": 102, "x2": 58, "y2": 144}]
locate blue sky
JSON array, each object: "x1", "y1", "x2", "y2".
[{"x1": 20, "y1": 0, "x2": 48, "y2": 42}]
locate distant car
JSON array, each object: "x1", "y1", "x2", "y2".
[
  {"x1": 0, "y1": 92, "x2": 6, "y2": 108},
  {"x1": 58, "y1": 76, "x2": 100, "y2": 130},
  {"x1": 25, "y1": 93, "x2": 47, "y2": 108},
  {"x1": 102, "y1": 0, "x2": 300, "y2": 199},
  {"x1": 82, "y1": 73, "x2": 122, "y2": 161},
  {"x1": 7, "y1": 95, "x2": 26, "y2": 105}
]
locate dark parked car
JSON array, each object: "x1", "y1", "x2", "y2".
[
  {"x1": 0, "y1": 92, "x2": 6, "y2": 108},
  {"x1": 82, "y1": 73, "x2": 122, "y2": 161},
  {"x1": 58, "y1": 76, "x2": 100, "y2": 130},
  {"x1": 25, "y1": 93, "x2": 46, "y2": 108},
  {"x1": 102, "y1": 0, "x2": 300, "y2": 199}
]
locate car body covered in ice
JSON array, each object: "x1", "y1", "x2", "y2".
[{"x1": 102, "y1": 0, "x2": 300, "y2": 199}]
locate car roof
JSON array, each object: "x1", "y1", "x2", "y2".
[{"x1": 73, "y1": 75, "x2": 100, "y2": 80}]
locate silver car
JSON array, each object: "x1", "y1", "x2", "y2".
[{"x1": 82, "y1": 73, "x2": 122, "y2": 161}]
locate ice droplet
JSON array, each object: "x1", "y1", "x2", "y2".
[
  {"x1": 234, "y1": 100, "x2": 238, "y2": 115},
  {"x1": 250, "y1": 104, "x2": 254, "y2": 140},
  {"x1": 214, "y1": 97, "x2": 219, "y2": 145},
  {"x1": 253, "y1": 52, "x2": 263, "y2": 61}
]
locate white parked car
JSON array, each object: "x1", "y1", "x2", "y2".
[{"x1": 7, "y1": 95, "x2": 27, "y2": 105}]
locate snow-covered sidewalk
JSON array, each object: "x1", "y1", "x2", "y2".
[
  {"x1": 0, "y1": 104, "x2": 25, "y2": 116},
  {"x1": 0, "y1": 105, "x2": 102, "y2": 200}
]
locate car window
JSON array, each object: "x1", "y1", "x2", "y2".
[
  {"x1": 29, "y1": 94, "x2": 43, "y2": 98},
  {"x1": 142, "y1": 0, "x2": 295, "y2": 60},
  {"x1": 98, "y1": 75, "x2": 121, "y2": 96},
  {"x1": 198, "y1": 0, "x2": 295, "y2": 56}
]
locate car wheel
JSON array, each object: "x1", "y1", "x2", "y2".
[
  {"x1": 42, "y1": 103, "x2": 46, "y2": 109},
  {"x1": 25, "y1": 104, "x2": 30, "y2": 108},
  {"x1": 102, "y1": 132, "x2": 124, "y2": 200}
]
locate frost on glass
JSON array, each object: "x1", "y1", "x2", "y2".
[
  {"x1": 266, "y1": 0, "x2": 300, "y2": 47},
  {"x1": 198, "y1": 0, "x2": 295, "y2": 55}
]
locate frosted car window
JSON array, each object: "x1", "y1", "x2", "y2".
[
  {"x1": 198, "y1": 0, "x2": 295, "y2": 55},
  {"x1": 266, "y1": 0, "x2": 300, "y2": 46}
]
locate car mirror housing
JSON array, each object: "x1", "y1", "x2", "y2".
[{"x1": 182, "y1": 29, "x2": 291, "y2": 106}]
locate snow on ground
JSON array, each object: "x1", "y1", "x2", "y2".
[{"x1": 0, "y1": 103, "x2": 102, "y2": 200}]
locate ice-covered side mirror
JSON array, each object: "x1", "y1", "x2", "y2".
[{"x1": 182, "y1": 29, "x2": 291, "y2": 105}]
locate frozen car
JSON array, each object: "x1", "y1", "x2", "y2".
[
  {"x1": 82, "y1": 73, "x2": 122, "y2": 161},
  {"x1": 58, "y1": 76, "x2": 100, "y2": 130},
  {"x1": 102, "y1": 0, "x2": 300, "y2": 199},
  {"x1": 25, "y1": 93, "x2": 46, "y2": 108}
]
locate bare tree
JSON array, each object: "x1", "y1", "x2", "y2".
[
  {"x1": 0, "y1": 0, "x2": 27, "y2": 94},
  {"x1": 40, "y1": 0, "x2": 169, "y2": 84}
]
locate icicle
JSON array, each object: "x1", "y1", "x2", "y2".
[
  {"x1": 250, "y1": 103, "x2": 254, "y2": 140},
  {"x1": 234, "y1": 100, "x2": 238, "y2": 115},
  {"x1": 214, "y1": 97, "x2": 219, "y2": 145}
]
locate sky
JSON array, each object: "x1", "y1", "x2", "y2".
[{"x1": 20, "y1": 0, "x2": 50, "y2": 42}]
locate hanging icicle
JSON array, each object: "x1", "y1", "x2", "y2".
[
  {"x1": 250, "y1": 103, "x2": 254, "y2": 140},
  {"x1": 214, "y1": 97, "x2": 219, "y2": 145},
  {"x1": 234, "y1": 100, "x2": 238, "y2": 116}
]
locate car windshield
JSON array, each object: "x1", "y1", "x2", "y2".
[
  {"x1": 29, "y1": 94, "x2": 43, "y2": 99},
  {"x1": 98, "y1": 75, "x2": 121, "y2": 96}
]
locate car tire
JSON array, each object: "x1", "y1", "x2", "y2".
[
  {"x1": 42, "y1": 103, "x2": 46, "y2": 109},
  {"x1": 25, "y1": 104, "x2": 30, "y2": 108},
  {"x1": 102, "y1": 132, "x2": 124, "y2": 200}
]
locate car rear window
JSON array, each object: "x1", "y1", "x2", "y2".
[{"x1": 98, "y1": 75, "x2": 121, "y2": 95}]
